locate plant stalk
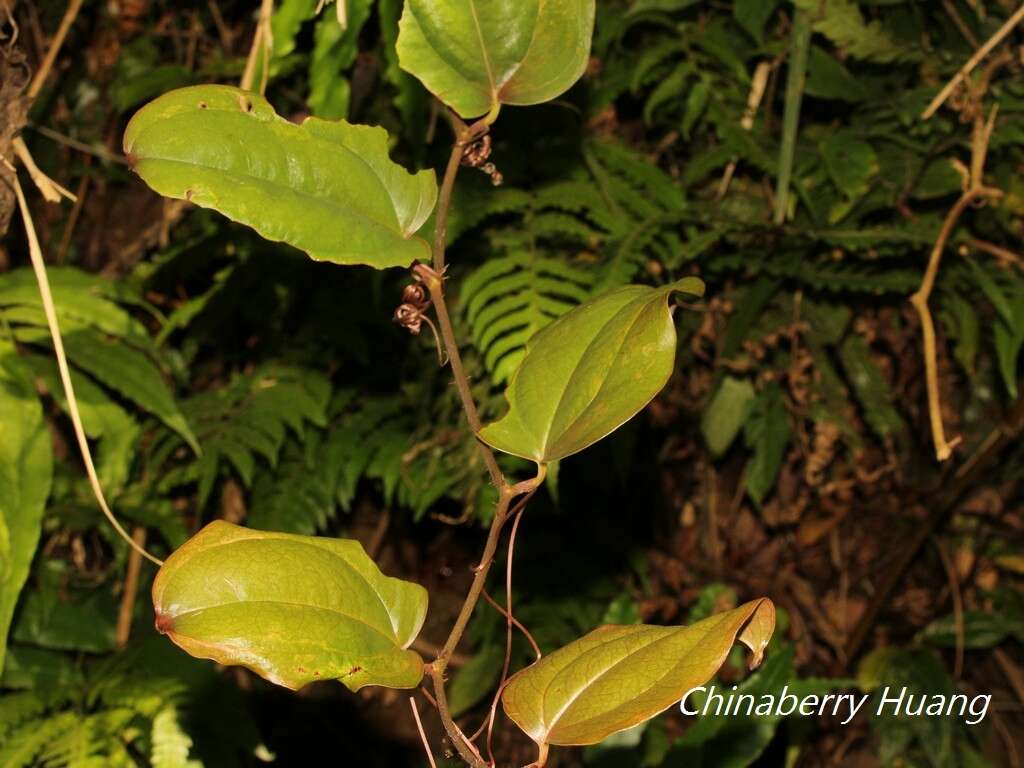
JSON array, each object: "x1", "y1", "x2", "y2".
[
  {"x1": 419, "y1": 117, "x2": 504, "y2": 489},
  {"x1": 773, "y1": 10, "x2": 810, "y2": 225},
  {"x1": 418, "y1": 114, "x2": 545, "y2": 768}
]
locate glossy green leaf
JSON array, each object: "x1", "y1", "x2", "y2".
[
  {"x1": 501, "y1": 598, "x2": 775, "y2": 748},
  {"x1": 152, "y1": 521, "x2": 428, "y2": 691},
  {"x1": 124, "y1": 85, "x2": 437, "y2": 269},
  {"x1": 396, "y1": 0, "x2": 596, "y2": 119},
  {"x1": 478, "y1": 278, "x2": 704, "y2": 464},
  {"x1": 0, "y1": 342, "x2": 53, "y2": 673}
]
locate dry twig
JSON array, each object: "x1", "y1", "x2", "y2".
[
  {"x1": 26, "y1": 0, "x2": 82, "y2": 100},
  {"x1": 12, "y1": 136, "x2": 75, "y2": 202},
  {"x1": 922, "y1": 3, "x2": 1024, "y2": 120},
  {"x1": 910, "y1": 105, "x2": 1001, "y2": 461},
  {"x1": 240, "y1": 0, "x2": 274, "y2": 94},
  {"x1": 115, "y1": 527, "x2": 148, "y2": 648}
]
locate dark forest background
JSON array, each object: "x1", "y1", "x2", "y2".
[{"x1": 2, "y1": 0, "x2": 1024, "y2": 766}]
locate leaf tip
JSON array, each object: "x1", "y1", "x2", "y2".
[
  {"x1": 739, "y1": 598, "x2": 776, "y2": 671},
  {"x1": 154, "y1": 611, "x2": 174, "y2": 635}
]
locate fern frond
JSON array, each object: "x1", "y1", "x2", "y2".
[
  {"x1": 794, "y1": 0, "x2": 915, "y2": 63},
  {"x1": 586, "y1": 140, "x2": 685, "y2": 212},
  {"x1": 839, "y1": 335, "x2": 904, "y2": 440},
  {"x1": 181, "y1": 364, "x2": 331, "y2": 506},
  {"x1": 0, "y1": 711, "x2": 78, "y2": 768},
  {"x1": 151, "y1": 706, "x2": 202, "y2": 768},
  {"x1": 447, "y1": 186, "x2": 533, "y2": 243},
  {"x1": 630, "y1": 37, "x2": 687, "y2": 92},
  {"x1": 0, "y1": 690, "x2": 61, "y2": 739},
  {"x1": 529, "y1": 212, "x2": 603, "y2": 246},
  {"x1": 247, "y1": 392, "x2": 415, "y2": 533},
  {"x1": 461, "y1": 251, "x2": 592, "y2": 383},
  {"x1": 710, "y1": 253, "x2": 920, "y2": 294},
  {"x1": 248, "y1": 433, "x2": 338, "y2": 535},
  {"x1": 0, "y1": 267, "x2": 155, "y2": 352},
  {"x1": 38, "y1": 708, "x2": 137, "y2": 768}
]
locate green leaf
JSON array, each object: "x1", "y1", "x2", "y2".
[
  {"x1": 920, "y1": 609, "x2": 1024, "y2": 648},
  {"x1": 744, "y1": 383, "x2": 790, "y2": 506},
  {"x1": 501, "y1": 598, "x2": 775, "y2": 748},
  {"x1": 14, "y1": 325, "x2": 198, "y2": 454},
  {"x1": 793, "y1": 0, "x2": 914, "y2": 63},
  {"x1": 462, "y1": 250, "x2": 593, "y2": 385},
  {"x1": 805, "y1": 45, "x2": 866, "y2": 102},
  {"x1": 22, "y1": 354, "x2": 139, "y2": 494},
  {"x1": 940, "y1": 294, "x2": 979, "y2": 375},
  {"x1": 0, "y1": 646, "x2": 84, "y2": 691},
  {"x1": 821, "y1": 130, "x2": 878, "y2": 201},
  {"x1": 152, "y1": 521, "x2": 428, "y2": 691},
  {"x1": 308, "y1": 0, "x2": 374, "y2": 119},
  {"x1": 0, "y1": 342, "x2": 53, "y2": 673},
  {"x1": 858, "y1": 648, "x2": 960, "y2": 768},
  {"x1": 701, "y1": 376, "x2": 755, "y2": 457},
  {"x1": 994, "y1": 320, "x2": 1024, "y2": 399},
  {"x1": 12, "y1": 565, "x2": 117, "y2": 654},
  {"x1": 733, "y1": 0, "x2": 779, "y2": 44},
  {"x1": 478, "y1": 278, "x2": 705, "y2": 463},
  {"x1": 839, "y1": 335, "x2": 903, "y2": 440},
  {"x1": 272, "y1": 0, "x2": 319, "y2": 58},
  {"x1": 396, "y1": 0, "x2": 596, "y2": 119},
  {"x1": 673, "y1": 646, "x2": 850, "y2": 767},
  {"x1": 0, "y1": 267, "x2": 155, "y2": 351},
  {"x1": 448, "y1": 644, "x2": 505, "y2": 718},
  {"x1": 123, "y1": 84, "x2": 437, "y2": 269}
]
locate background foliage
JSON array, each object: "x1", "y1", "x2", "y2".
[{"x1": 2, "y1": 0, "x2": 1024, "y2": 766}]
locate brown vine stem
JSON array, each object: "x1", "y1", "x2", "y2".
[
  {"x1": 909, "y1": 104, "x2": 1001, "y2": 461},
  {"x1": 417, "y1": 112, "x2": 543, "y2": 768},
  {"x1": 415, "y1": 109, "x2": 544, "y2": 768},
  {"x1": 424, "y1": 471, "x2": 545, "y2": 768},
  {"x1": 410, "y1": 696, "x2": 439, "y2": 768},
  {"x1": 419, "y1": 114, "x2": 504, "y2": 489}
]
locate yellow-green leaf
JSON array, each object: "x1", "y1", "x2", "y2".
[
  {"x1": 124, "y1": 85, "x2": 436, "y2": 269},
  {"x1": 502, "y1": 598, "x2": 775, "y2": 748},
  {"x1": 152, "y1": 521, "x2": 428, "y2": 691},
  {"x1": 396, "y1": 0, "x2": 596, "y2": 119},
  {"x1": 478, "y1": 278, "x2": 704, "y2": 464}
]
